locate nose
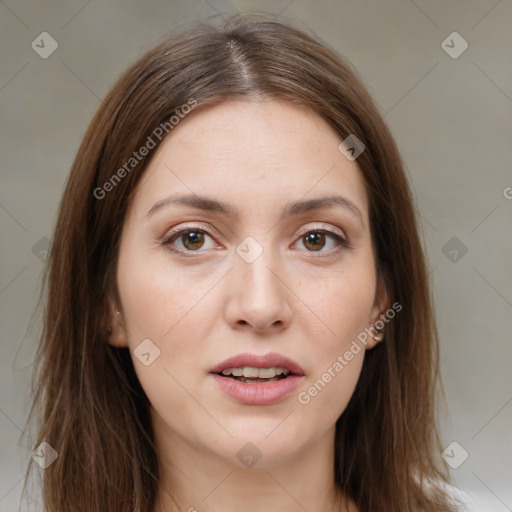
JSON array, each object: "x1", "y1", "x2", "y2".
[{"x1": 223, "y1": 243, "x2": 292, "y2": 335}]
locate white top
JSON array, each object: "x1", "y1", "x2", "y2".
[{"x1": 443, "y1": 483, "x2": 503, "y2": 511}]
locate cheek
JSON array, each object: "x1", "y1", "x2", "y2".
[
  {"x1": 116, "y1": 240, "x2": 216, "y2": 342},
  {"x1": 295, "y1": 288, "x2": 368, "y2": 428},
  {"x1": 297, "y1": 352, "x2": 364, "y2": 427},
  {"x1": 116, "y1": 245, "x2": 217, "y2": 438},
  {"x1": 298, "y1": 258, "x2": 376, "y2": 347},
  {"x1": 293, "y1": 260, "x2": 375, "y2": 419}
]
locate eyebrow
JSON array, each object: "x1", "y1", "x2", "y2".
[{"x1": 146, "y1": 193, "x2": 363, "y2": 225}]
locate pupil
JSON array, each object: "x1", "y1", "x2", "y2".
[
  {"x1": 304, "y1": 232, "x2": 325, "y2": 251},
  {"x1": 183, "y1": 231, "x2": 204, "y2": 250}
]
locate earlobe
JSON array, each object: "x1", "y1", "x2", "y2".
[
  {"x1": 105, "y1": 301, "x2": 128, "y2": 348},
  {"x1": 364, "y1": 325, "x2": 384, "y2": 350}
]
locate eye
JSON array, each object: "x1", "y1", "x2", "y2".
[
  {"x1": 293, "y1": 228, "x2": 348, "y2": 254},
  {"x1": 160, "y1": 224, "x2": 349, "y2": 257},
  {"x1": 161, "y1": 227, "x2": 217, "y2": 254}
]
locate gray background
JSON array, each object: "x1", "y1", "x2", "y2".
[{"x1": 1, "y1": 0, "x2": 511, "y2": 510}]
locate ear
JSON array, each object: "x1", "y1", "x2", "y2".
[
  {"x1": 365, "y1": 272, "x2": 389, "y2": 350},
  {"x1": 105, "y1": 296, "x2": 128, "y2": 348}
]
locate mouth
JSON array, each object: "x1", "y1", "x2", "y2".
[
  {"x1": 208, "y1": 352, "x2": 305, "y2": 405},
  {"x1": 216, "y1": 366, "x2": 293, "y2": 384},
  {"x1": 209, "y1": 352, "x2": 305, "y2": 381}
]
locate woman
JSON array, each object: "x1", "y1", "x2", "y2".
[{"x1": 23, "y1": 15, "x2": 468, "y2": 512}]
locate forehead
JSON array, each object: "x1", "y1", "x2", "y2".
[{"x1": 130, "y1": 100, "x2": 369, "y2": 224}]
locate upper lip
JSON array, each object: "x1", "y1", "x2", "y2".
[{"x1": 210, "y1": 352, "x2": 305, "y2": 376}]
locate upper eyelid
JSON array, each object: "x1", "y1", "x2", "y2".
[
  {"x1": 163, "y1": 222, "x2": 346, "y2": 238},
  {"x1": 295, "y1": 223, "x2": 346, "y2": 239},
  {"x1": 161, "y1": 224, "x2": 218, "y2": 243}
]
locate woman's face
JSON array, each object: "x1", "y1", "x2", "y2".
[{"x1": 112, "y1": 100, "x2": 387, "y2": 469}]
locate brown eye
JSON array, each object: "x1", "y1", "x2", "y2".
[
  {"x1": 295, "y1": 229, "x2": 347, "y2": 254},
  {"x1": 162, "y1": 228, "x2": 217, "y2": 254},
  {"x1": 303, "y1": 232, "x2": 327, "y2": 251},
  {"x1": 180, "y1": 231, "x2": 205, "y2": 251}
]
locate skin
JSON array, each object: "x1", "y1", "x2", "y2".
[{"x1": 109, "y1": 100, "x2": 388, "y2": 512}]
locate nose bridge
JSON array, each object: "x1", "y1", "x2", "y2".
[
  {"x1": 225, "y1": 234, "x2": 292, "y2": 332},
  {"x1": 236, "y1": 234, "x2": 283, "y2": 301}
]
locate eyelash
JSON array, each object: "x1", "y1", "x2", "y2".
[{"x1": 160, "y1": 224, "x2": 349, "y2": 258}]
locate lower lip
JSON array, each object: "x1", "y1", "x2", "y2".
[{"x1": 210, "y1": 374, "x2": 304, "y2": 405}]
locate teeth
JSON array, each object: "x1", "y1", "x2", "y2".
[
  {"x1": 257, "y1": 367, "x2": 276, "y2": 378},
  {"x1": 243, "y1": 367, "x2": 260, "y2": 378},
  {"x1": 220, "y1": 366, "x2": 291, "y2": 378}
]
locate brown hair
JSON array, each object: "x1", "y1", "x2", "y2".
[{"x1": 22, "y1": 14, "x2": 459, "y2": 512}]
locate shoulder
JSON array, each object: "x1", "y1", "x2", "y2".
[
  {"x1": 419, "y1": 477, "x2": 484, "y2": 512},
  {"x1": 443, "y1": 483, "x2": 478, "y2": 511},
  {"x1": 434, "y1": 481, "x2": 501, "y2": 512}
]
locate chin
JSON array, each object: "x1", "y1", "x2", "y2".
[{"x1": 211, "y1": 428, "x2": 308, "y2": 470}]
